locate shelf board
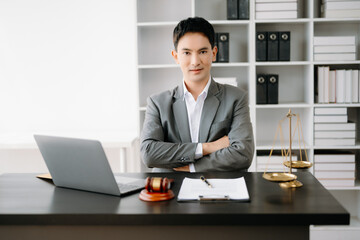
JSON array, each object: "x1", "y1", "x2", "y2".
[
  {"x1": 256, "y1": 103, "x2": 310, "y2": 109},
  {"x1": 209, "y1": 20, "x2": 249, "y2": 25},
  {"x1": 314, "y1": 103, "x2": 360, "y2": 108},
  {"x1": 212, "y1": 62, "x2": 249, "y2": 67},
  {"x1": 256, "y1": 61, "x2": 309, "y2": 66},
  {"x1": 256, "y1": 140, "x2": 311, "y2": 150},
  {"x1": 313, "y1": 60, "x2": 360, "y2": 65},
  {"x1": 255, "y1": 18, "x2": 310, "y2": 24},
  {"x1": 311, "y1": 216, "x2": 360, "y2": 230},
  {"x1": 314, "y1": 18, "x2": 360, "y2": 23},
  {"x1": 314, "y1": 141, "x2": 360, "y2": 150}
]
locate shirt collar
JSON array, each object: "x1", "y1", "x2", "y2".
[{"x1": 183, "y1": 76, "x2": 211, "y2": 101}]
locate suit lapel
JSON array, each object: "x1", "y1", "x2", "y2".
[
  {"x1": 173, "y1": 86, "x2": 192, "y2": 143},
  {"x1": 199, "y1": 80, "x2": 221, "y2": 142}
]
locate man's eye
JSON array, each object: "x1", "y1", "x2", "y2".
[
  {"x1": 183, "y1": 52, "x2": 190, "y2": 55},
  {"x1": 200, "y1": 51, "x2": 207, "y2": 54}
]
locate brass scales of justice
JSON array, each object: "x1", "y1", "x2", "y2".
[{"x1": 262, "y1": 109, "x2": 312, "y2": 188}]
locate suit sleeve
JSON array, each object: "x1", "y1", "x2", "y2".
[
  {"x1": 193, "y1": 92, "x2": 254, "y2": 172},
  {"x1": 140, "y1": 96, "x2": 197, "y2": 169}
]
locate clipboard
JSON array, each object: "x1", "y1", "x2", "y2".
[{"x1": 177, "y1": 177, "x2": 250, "y2": 202}]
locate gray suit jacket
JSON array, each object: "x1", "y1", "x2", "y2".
[{"x1": 140, "y1": 79, "x2": 254, "y2": 172}]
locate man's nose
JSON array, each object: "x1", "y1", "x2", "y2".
[{"x1": 191, "y1": 53, "x2": 200, "y2": 66}]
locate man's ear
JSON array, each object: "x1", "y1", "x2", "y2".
[
  {"x1": 212, "y1": 46, "x2": 218, "y2": 62},
  {"x1": 171, "y1": 49, "x2": 179, "y2": 64}
]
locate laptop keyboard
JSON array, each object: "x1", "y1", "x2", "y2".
[{"x1": 115, "y1": 176, "x2": 144, "y2": 194}]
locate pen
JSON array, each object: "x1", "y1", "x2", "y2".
[{"x1": 200, "y1": 176, "x2": 213, "y2": 188}]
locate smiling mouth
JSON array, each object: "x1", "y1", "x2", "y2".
[{"x1": 190, "y1": 68, "x2": 203, "y2": 73}]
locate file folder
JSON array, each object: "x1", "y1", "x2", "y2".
[
  {"x1": 267, "y1": 32, "x2": 279, "y2": 61},
  {"x1": 279, "y1": 31, "x2": 290, "y2": 61},
  {"x1": 267, "y1": 74, "x2": 279, "y2": 104},
  {"x1": 256, "y1": 74, "x2": 268, "y2": 104},
  {"x1": 256, "y1": 32, "x2": 267, "y2": 61},
  {"x1": 238, "y1": 0, "x2": 249, "y2": 20},
  {"x1": 217, "y1": 33, "x2": 229, "y2": 62},
  {"x1": 227, "y1": 0, "x2": 238, "y2": 20}
]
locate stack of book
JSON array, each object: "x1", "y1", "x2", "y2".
[
  {"x1": 314, "y1": 152, "x2": 356, "y2": 187},
  {"x1": 257, "y1": 155, "x2": 297, "y2": 172},
  {"x1": 317, "y1": 66, "x2": 360, "y2": 103},
  {"x1": 314, "y1": 107, "x2": 356, "y2": 146},
  {"x1": 321, "y1": 0, "x2": 360, "y2": 18},
  {"x1": 314, "y1": 36, "x2": 356, "y2": 61},
  {"x1": 255, "y1": 0, "x2": 299, "y2": 19},
  {"x1": 214, "y1": 77, "x2": 237, "y2": 87}
]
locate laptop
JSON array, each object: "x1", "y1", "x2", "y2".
[{"x1": 34, "y1": 135, "x2": 144, "y2": 196}]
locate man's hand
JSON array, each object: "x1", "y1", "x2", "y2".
[
  {"x1": 173, "y1": 165, "x2": 190, "y2": 172},
  {"x1": 202, "y1": 135, "x2": 229, "y2": 156}
]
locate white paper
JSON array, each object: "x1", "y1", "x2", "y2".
[{"x1": 177, "y1": 177, "x2": 249, "y2": 201}]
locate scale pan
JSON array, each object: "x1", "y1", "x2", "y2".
[
  {"x1": 263, "y1": 172, "x2": 297, "y2": 182},
  {"x1": 283, "y1": 161, "x2": 312, "y2": 169}
]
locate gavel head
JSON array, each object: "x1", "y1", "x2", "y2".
[{"x1": 145, "y1": 177, "x2": 171, "y2": 193}]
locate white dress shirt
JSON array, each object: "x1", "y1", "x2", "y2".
[{"x1": 183, "y1": 77, "x2": 211, "y2": 172}]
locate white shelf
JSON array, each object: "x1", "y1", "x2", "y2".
[
  {"x1": 256, "y1": 61, "x2": 310, "y2": 66},
  {"x1": 137, "y1": 3, "x2": 360, "y2": 237},
  {"x1": 314, "y1": 142, "x2": 360, "y2": 150},
  {"x1": 209, "y1": 20, "x2": 249, "y2": 25},
  {"x1": 212, "y1": 62, "x2": 250, "y2": 67},
  {"x1": 313, "y1": 60, "x2": 360, "y2": 65},
  {"x1": 314, "y1": 103, "x2": 360, "y2": 108},
  {"x1": 314, "y1": 18, "x2": 360, "y2": 23},
  {"x1": 255, "y1": 19, "x2": 310, "y2": 24},
  {"x1": 256, "y1": 140, "x2": 311, "y2": 150},
  {"x1": 256, "y1": 103, "x2": 311, "y2": 109}
]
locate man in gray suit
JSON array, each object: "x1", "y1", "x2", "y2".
[{"x1": 141, "y1": 17, "x2": 254, "y2": 172}]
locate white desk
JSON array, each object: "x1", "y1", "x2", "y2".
[{"x1": 0, "y1": 132, "x2": 139, "y2": 172}]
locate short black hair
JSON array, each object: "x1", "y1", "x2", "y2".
[{"x1": 173, "y1": 17, "x2": 215, "y2": 51}]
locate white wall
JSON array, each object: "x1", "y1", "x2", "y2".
[{"x1": 0, "y1": 0, "x2": 138, "y2": 173}]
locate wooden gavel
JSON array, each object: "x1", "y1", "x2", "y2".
[{"x1": 145, "y1": 177, "x2": 172, "y2": 193}]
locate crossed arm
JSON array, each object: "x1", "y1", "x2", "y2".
[{"x1": 140, "y1": 93, "x2": 254, "y2": 172}]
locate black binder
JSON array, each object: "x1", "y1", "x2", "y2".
[
  {"x1": 256, "y1": 74, "x2": 267, "y2": 104},
  {"x1": 238, "y1": 0, "x2": 249, "y2": 20},
  {"x1": 267, "y1": 32, "x2": 279, "y2": 61},
  {"x1": 217, "y1": 33, "x2": 229, "y2": 63},
  {"x1": 256, "y1": 32, "x2": 267, "y2": 61},
  {"x1": 279, "y1": 31, "x2": 290, "y2": 61},
  {"x1": 267, "y1": 74, "x2": 279, "y2": 104},
  {"x1": 227, "y1": 0, "x2": 238, "y2": 20}
]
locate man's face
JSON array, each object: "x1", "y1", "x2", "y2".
[{"x1": 172, "y1": 32, "x2": 217, "y2": 84}]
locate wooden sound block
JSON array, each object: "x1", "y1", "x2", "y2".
[{"x1": 139, "y1": 189, "x2": 175, "y2": 202}]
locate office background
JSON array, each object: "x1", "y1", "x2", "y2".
[
  {"x1": 0, "y1": 0, "x2": 138, "y2": 174},
  {"x1": 0, "y1": 1, "x2": 359, "y2": 239}
]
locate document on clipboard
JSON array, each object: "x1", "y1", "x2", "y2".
[{"x1": 177, "y1": 177, "x2": 250, "y2": 202}]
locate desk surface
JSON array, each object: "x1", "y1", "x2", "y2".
[{"x1": 0, "y1": 172, "x2": 349, "y2": 226}]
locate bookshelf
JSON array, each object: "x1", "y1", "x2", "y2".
[{"x1": 136, "y1": 1, "x2": 360, "y2": 238}]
